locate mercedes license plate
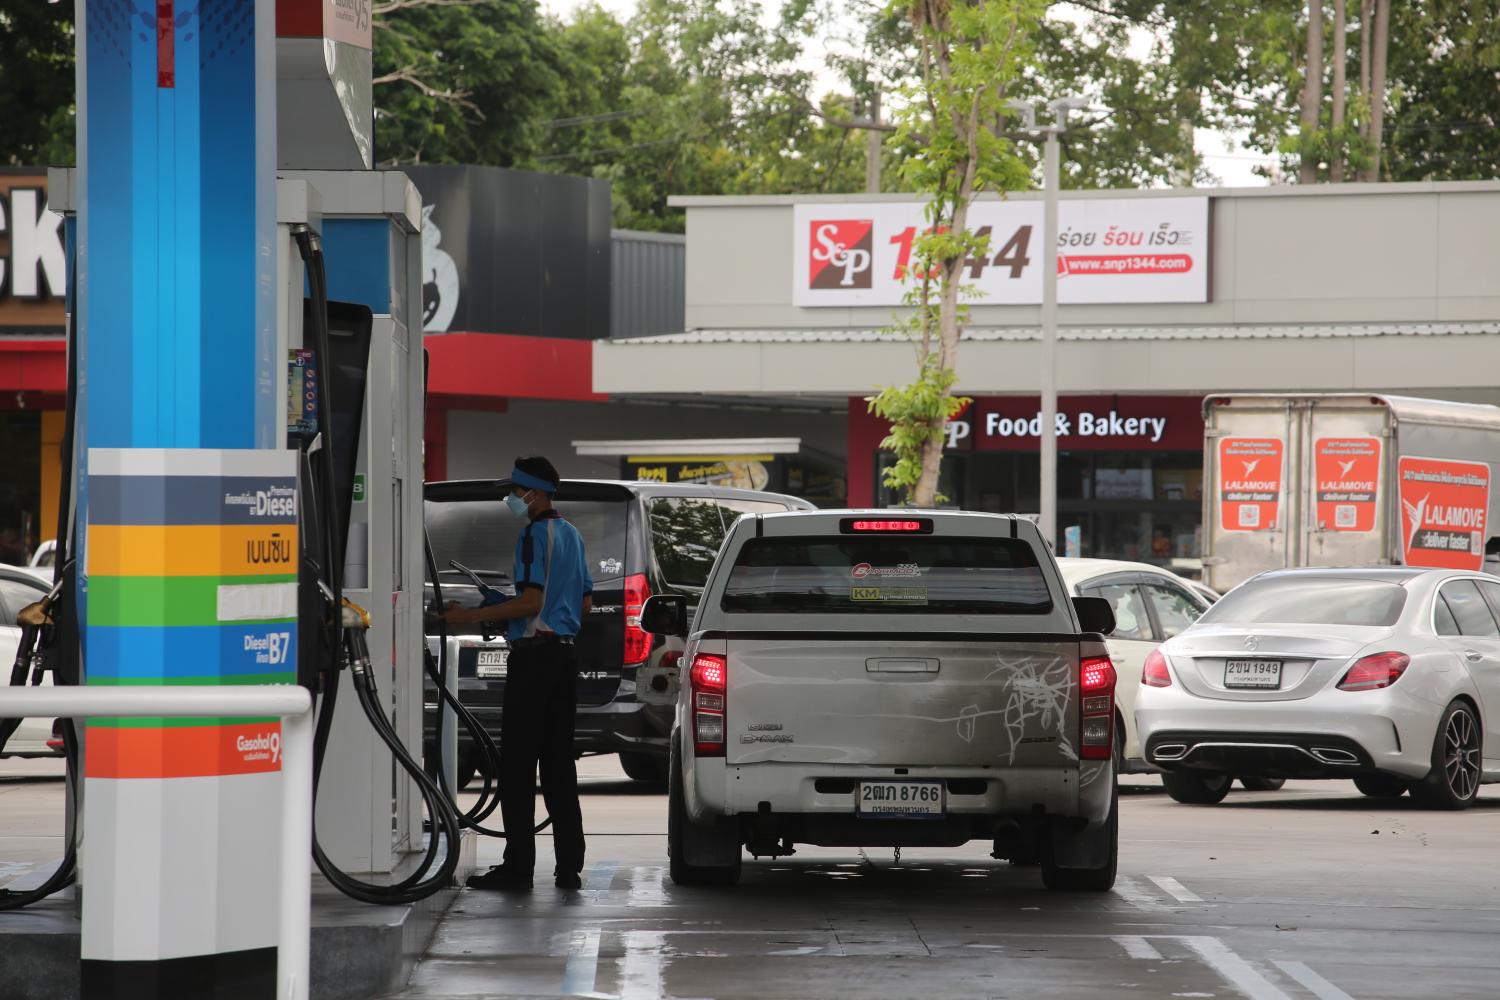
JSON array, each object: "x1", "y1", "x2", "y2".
[
  {"x1": 476, "y1": 649, "x2": 508, "y2": 679},
  {"x1": 857, "y1": 781, "x2": 944, "y2": 819},
  {"x1": 1224, "y1": 659, "x2": 1281, "y2": 689}
]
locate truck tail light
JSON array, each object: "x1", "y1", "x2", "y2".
[
  {"x1": 690, "y1": 654, "x2": 728, "y2": 756},
  {"x1": 1337, "y1": 651, "x2": 1410, "y2": 691},
  {"x1": 840, "y1": 517, "x2": 933, "y2": 534},
  {"x1": 623, "y1": 574, "x2": 652, "y2": 666},
  {"x1": 1080, "y1": 655, "x2": 1116, "y2": 761},
  {"x1": 1142, "y1": 649, "x2": 1173, "y2": 688}
]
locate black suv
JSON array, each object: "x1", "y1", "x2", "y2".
[{"x1": 424, "y1": 479, "x2": 813, "y2": 784}]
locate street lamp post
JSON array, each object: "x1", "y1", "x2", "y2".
[{"x1": 1008, "y1": 97, "x2": 1088, "y2": 551}]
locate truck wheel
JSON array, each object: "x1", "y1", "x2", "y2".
[
  {"x1": 667, "y1": 740, "x2": 742, "y2": 886},
  {"x1": 1239, "y1": 777, "x2": 1285, "y2": 791},
  {"x1": 1354, "y1": 773, "x2": 1408, "y2": 799},
  {"x1": 1042, "y1": 785, "x2": 1117, "y2": 892},
  {"x1": 1411, "y1": 701, "x2": 1482, "y2": 811},
  {"x1": 1162, "y1": 770, "x2": 1231, "y2": 804},
  {"x1": 619, "y1": 751, "x2": 669, "y2": 784}
]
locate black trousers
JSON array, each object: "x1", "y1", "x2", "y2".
[{"x1": 500, "y1": 641, "x2": 586, "y2": 875}]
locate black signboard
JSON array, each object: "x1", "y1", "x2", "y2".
[{"x1": 403, "y1": 165, "x2": 611, "y2": 340}]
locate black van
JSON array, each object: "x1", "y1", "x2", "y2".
[{"x1": 424, "y1": 479, "x2": 814, "y2": 785}]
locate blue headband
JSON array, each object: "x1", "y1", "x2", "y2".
[{"x1": 510, "y1": 468, "x2": 557, "y2": 494}]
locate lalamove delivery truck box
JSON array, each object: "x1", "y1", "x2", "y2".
[{"x1": 1203, "y1": 394, "x2": 1500, "y2": 592}]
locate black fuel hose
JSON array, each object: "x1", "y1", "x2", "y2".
[
  {"x1": 294, "y1": 227, "x2": 460, "y2": 904},
  {"x1": 0, "y1": 253, "x2": 83, "y2": 910}
]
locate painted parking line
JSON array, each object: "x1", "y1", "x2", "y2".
[
  {"x1": 1113, "y1": 875, "x2": 1173, "y2": 912},
  {"x1": 1113, "y1": 935, "x2": 1165, "y2": 960},
  {"x1": 585, "y1": 860, "x2": 620, "y2": 891},
  {"x1": 627, "y1": 866, "x2": 669, "y2": 908},
  {"x1": 562, "y1": 927, "x2": 603, "y2": 997},
  {"x1": 1275, "y1": 960, "x2": 1358, "y2": 1000},
  {"x1": 1180, "y1": 936, "x2": 1292, "y2": 1000},
  {"x1": 1149, "y1": 875, "x2": 1206, "y2": 903},
  {"x1": 619, "y1": 930, "x2": 666, "y2": 1000}
]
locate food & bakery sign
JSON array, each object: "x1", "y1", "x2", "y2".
[{"x1": 795, "y1": 196, "x2": 1208, "y2": 307}]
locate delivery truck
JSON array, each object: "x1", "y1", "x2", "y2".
[{"x1": 1202, "y1": 393, "x2": 1500, "y2": 592}]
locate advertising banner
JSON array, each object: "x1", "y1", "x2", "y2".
[
  {"x1": 1398, "y1": 456, "x2": 1490, "y2": 570},
  {"x1": 1314, "y1": 437, "x2": 1382, "y2": 532},
  {"x1": 794, "y1": 197, "x2": 1208, "y2": 307},
  {"x1": 1219, "y1": 438, "x2": 1284, "y2": 532}
]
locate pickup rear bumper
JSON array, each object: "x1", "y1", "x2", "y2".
[{"x1": 685, "y1": 759, "x2": 1112, "y2": 830}]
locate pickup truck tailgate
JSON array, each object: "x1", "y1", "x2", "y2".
[{"x1": 724, "y1": 636, "x2": 1082, "y2": 768}]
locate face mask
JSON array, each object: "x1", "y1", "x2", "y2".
[{"x1": 504, "y1": 493, "x2": 531, "y2": 519}]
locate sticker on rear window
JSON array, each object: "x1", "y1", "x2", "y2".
[
  {"x1": 851, "y1": 562, "x2": 923, "y2": 579},
  {"x1": 598, "y1": 558, "x2": 623, "y2": 575},
  {"x1": 851, "y1": 585, "x2": 928, "y2": 605}
]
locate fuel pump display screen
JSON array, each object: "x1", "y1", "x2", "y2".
[{"x1": 302, "y1": 298, "x2": 373, "y2": 570}]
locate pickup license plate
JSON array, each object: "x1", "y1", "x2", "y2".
[
  {"x1": 857, "y1": 781, "x2": 944, "y2": 819},
  {"x1": 476, "y1": 649, "x2": 508, "y2": 678},
  {"x1": 1224, "y1": 659, "x2": 1281, "y2": 689}
]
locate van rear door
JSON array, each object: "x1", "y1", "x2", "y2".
[{"x1": 704, "y1": 519, "x2": 1084, "y2": 769}]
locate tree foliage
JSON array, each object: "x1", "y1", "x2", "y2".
[
  {"x1": 0, "y1": 1, "x2": 75, "y2": 166},
  {"x1": 866, "y1": 0, "x2": 1042, "y2": 508}
]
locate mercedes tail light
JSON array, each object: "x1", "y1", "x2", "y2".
[
  {"x1": 1142, "y1": 649, "x2": 1173, "y2": 688},
  {"x1": 623, "y1": 574, "x2": 652, "y2": 666},
  {"x1": 690, "y1": 653, "x2": 728, "y2": 756},
  {"x1": 1080, "y1": 655, "x2": 1116, "y2": 761},
  {"x1": 1337, "y1": 651, "x2": 1410, "y2": 691}
]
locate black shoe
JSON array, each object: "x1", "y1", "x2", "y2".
[
  {"x1": 467, "y1": 865, "x2": 533, "y2": 891},
  {"x1": 555, "y1": 870, "x2": 582, "y2": 890}
]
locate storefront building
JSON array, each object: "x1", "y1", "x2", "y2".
[
  {"x1": 0, "y1": 169, "x2": 68, "y2": 564},
  {"x1": 592, "y1": 181, "x2": 1500, "y2": 570}
]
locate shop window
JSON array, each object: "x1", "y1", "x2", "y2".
[
  {"x1": 1084, "y1": 583, "x2": 1151, "y2": 641},
  {"x1": 1142, "y1": 581, "x2": 1205, "y2": 639}
]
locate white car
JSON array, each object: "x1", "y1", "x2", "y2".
[
  {"x1": 642, "y1": 510, "x2": 1121, "y2": 891},
  {"x1": 1136, "y1": 567, "x2": 1500, "y2": 809},
  {"x1": 0, "y1": 565, "x2": 61, "y2": 758},
  {"x1": 1055, "y1": 559, "x2": 1218, "y2": 775}
]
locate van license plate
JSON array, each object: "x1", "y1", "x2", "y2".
[
  {"x1": 1224, "y1": 659, "x2": 1281, "y2": 689},
  {"x1": 857, "y1": 781, "x2": 944, "y2": 818},
  {"x1": 476, "y1": 649, "x2": 508, "y2": 678}
]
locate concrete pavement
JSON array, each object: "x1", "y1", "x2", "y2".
[{"x1": 381, "y1": 757, "x2": 1500, "y2": 999}]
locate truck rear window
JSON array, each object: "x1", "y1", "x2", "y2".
[{"x1": 720, "y1": 537, "x2": 1052, "y2": 615}]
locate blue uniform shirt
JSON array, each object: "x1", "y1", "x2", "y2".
[{"x1": 509, "y1": 511, "x2": 593, "y2": 642}]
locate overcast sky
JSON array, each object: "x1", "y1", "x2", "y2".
[{"x1": 534, "y1": 0, "x2": 1277, "y2": 187}]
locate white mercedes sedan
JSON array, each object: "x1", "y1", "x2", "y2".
[{"x1": 1136, "y1": 568, "x2": 1500, "y2": 809}]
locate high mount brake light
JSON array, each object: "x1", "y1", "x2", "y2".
[
  {"x1": 1337, "y1": 651, "x2": 1410, "y2": 691},
  {"x1": 1142, "y1": 649, "x2": 1173, "y2": 688},
  {"x1": 1079, "y1": 655, "x2": 1116, "y2": 761},
  {"x1": 623, "y1": 574, "x2": 652, "y2": 666},
  {"x1": 840, "y1": 517, "x2": 932, "y2": 534},
  {"x1": 690, "y1": 653, "x2": 728, "y2": 756}
]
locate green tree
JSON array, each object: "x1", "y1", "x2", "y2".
[
  {"x1": 866, "y1": 0, "x2": 1042, "y2": 508},
  {"x1": 374, "y1": 0, "x2": 566, "y2": 165},
  {"x1": 0, "y1": 2, "x2": 75, "y2": 166}
]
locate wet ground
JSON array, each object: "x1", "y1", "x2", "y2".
[{"x1": 377, "y1": 757, "x2": 1500, "y2": 999}]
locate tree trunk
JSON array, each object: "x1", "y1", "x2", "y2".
[
  {"x1": 1299, "y1": 0, "x2": 1325, "y2": 184},
  {"x1": 1363, "y1": 0, "x2": 1390, "y2": 182},
  {"x1": 1359, "y1": 0, "x2": 1373, "y2": 99},
  {"x1": 1330, "y1": 0, "x2": 1347, "y2": 181}
]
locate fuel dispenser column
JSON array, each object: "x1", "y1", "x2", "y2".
[{"x1": 75, "y1": 1, "x2": 291, "y2": 996}]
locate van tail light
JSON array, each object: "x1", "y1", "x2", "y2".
[
  {"x1": 690, "y1": 654, "x2": 728, "y2": 757},
  {"x1": 1337, "y1": 651, "x2": 1410, "y2": 691},
  {"x1": 1142, "y1": 649, "x2": 1173, "y2": 688},
  {"x1": 1080, "y1": 655, "x2": 1116, "y2": 761},
  {"x1": 623, "y1": 574, "x2": 652, "y2": 666}
]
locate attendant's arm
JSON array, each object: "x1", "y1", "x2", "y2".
[{"x1": 444, "y1": 588, "x2": 543, "y2": 624}]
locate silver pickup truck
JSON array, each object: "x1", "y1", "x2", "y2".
[{"x1": 640, "y1": 509, "x2": 1120, "y2": 890}]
